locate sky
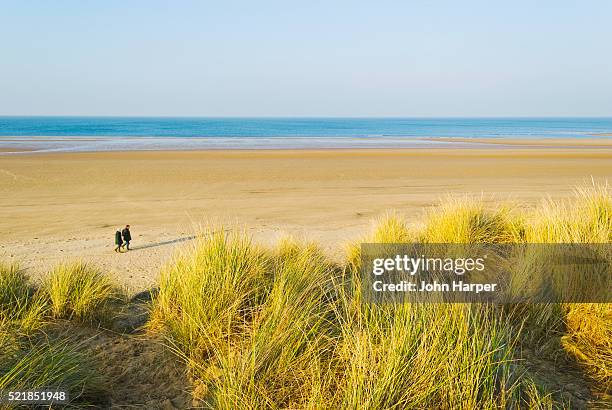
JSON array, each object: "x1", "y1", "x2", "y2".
[{"x1": 1, "y1": 1, "x2": 611, "y2": 117}]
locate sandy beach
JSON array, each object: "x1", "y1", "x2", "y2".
[{"x1": 2, "y1": 147, "x2": 611, "y2": 293}]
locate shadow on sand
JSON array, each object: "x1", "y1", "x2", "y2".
[{"x1": 130, "y1": 235, "x2": 198, "y2": 251}]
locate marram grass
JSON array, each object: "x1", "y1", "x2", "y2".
[
  {"x1": 340, "y1": 214, "x2": 521, "y2": 409},
  {"x1": 525, "y1": 184, "x2": 612, "y2": 392},
  {"x1": 562, "y1": 303, "x2": 611, "y2": 392},
  {"x1": 0, "y1": 183, "x2": 609, "y2": 408},
  {"x1": 420, "y1": 196, "x2": 523, "y2": 243},
  {"x1": 346, "y1": 212, "x2": 415, "y2": 270},
  {"x1": 0, "y1": 263, "x2": 47, "y2": 335},
  {"x1": 0, "y1": 263, "x2": 29, "y2": 313},
  {"x1": 150, "y1": 229, "x2": 270, "y2": 363},
  {"x1": 0, "y1": 262, "x2": 114, "y2": 408},
  {"x1": 44, "y1": 261, "x2": 120, "y2": 323},
  {"x1": 152, "y1": 184, "x2": 611, "y2": 408},
  {"x1": 0, "y1": 336, "x2": 105, "y2": 408},
  {"x1": 525, "y1": 183, "x2": 611, "y2": 243},
  {"x1": 204, "y1": 240, "x2": 339, "y2": 408}
]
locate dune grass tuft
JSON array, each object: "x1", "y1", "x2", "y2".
[
  {"x1": 335, "y1": 301, "x2": 520, "y2": 408},
  {"x1": 520, "y1": 184, "x2": 612, "y2": 393},
  {"x1": 526, "y1": 183, "x2": 611, "y2": 244},
  {"x1": 0, "y1": 263, "x2": 29, "y2": 312},
  {"x1": 421, "y1": 196, "x2": 522, "y2": 243},
  {"x1": 562, "y1": 303, "x2": 611, "y2": 392},
  {"x1": 575, "y1": 182, "x2": 612, "y2": 243},
  {"x1": 340, "y1": 217, "x2": 526, "y2": 408},
  {"x1": 0, "y1": 262, "x2": 113, "y2": 408},
  {"x1": 0, "y1": 263, "x2": 47, "y2": 335},
  {"x1": 45, "y1": 262, "x2": 119, "y2": 324},
  {"x1": 346, "y1": 212, "x2": 414, "y2": 270},
  {"x1": 151, "y1": 229, "x2": 270, "y2": 365},
  {"x1": 0, "y1": 336, "x2": 105, "y2": 408},
  {"x1": 204, "y1": 240, "x2": 339, "y2": 408}
]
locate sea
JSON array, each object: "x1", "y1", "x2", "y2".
[{"x1": 0, "y1": 117, "x2": 611, "y2": 153}]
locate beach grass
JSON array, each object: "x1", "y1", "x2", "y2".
[
  {"x1": 44, "y1": 262, "x2": 120, "y2": 324},
  {"x1": 0, "y1": 262, "x2": 112, "y2": 408},
  {"x1": 0, "y1": 183, "x2": 610, "y2": 407},
  {"x1": 150, "y1": 183, "x2": 610, "y2": 408},
  {"x1": 202, "y1": 240, "x2": 338, "y2": 408},
  {"x1": 0, "y1": 336, "x2": 105, "y2": 408},
  {"x1": 0, "y1": 263, "x2": 48, "y2": 335},
  {"x1": 523, "y1": 185, "x2": 612, "y2": 393},
  {"x1": 149, "y1": 230, "x2": 270, "y2": 365},
  {"x1": 420, "y1": 196, "x2": 522, "y2": 243}
]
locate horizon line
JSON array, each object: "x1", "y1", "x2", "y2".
[{"x1": 2, "y1": 115, "x2": 612, "y2": 119}]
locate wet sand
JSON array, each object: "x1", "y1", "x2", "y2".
[{"x1": 423, "y1": 137, "x2": 612, "y2": 147}]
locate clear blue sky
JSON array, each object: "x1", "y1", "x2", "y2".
[{"x1": 1, "y1": 1, "x2": 611, "y2": 117}]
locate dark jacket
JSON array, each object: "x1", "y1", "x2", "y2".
[
  {"x1": 122, "y1": 228, "x2": 132, "y2": 241},
  {"x1": 115, "y1": 231, "x2": 122, "y2": 245}
]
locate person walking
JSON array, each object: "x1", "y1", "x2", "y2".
[
  {"x1": 121, "y1": 225, "x2": 132, "y2": 251},
  {"x1": 114, "y1": 230, "x2": 123, "y2": 252}
]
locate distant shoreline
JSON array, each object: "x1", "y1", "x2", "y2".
[
  {"x1": 1, "y1": 135, "x2": 612, "y2": 155},
  {"x1": 419, "y1": 137, "x2": 612, "y2": 148}
]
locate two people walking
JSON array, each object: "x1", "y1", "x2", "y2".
[{"x1": 114, "y1": 224, "x2": 132, "y2": 252}]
